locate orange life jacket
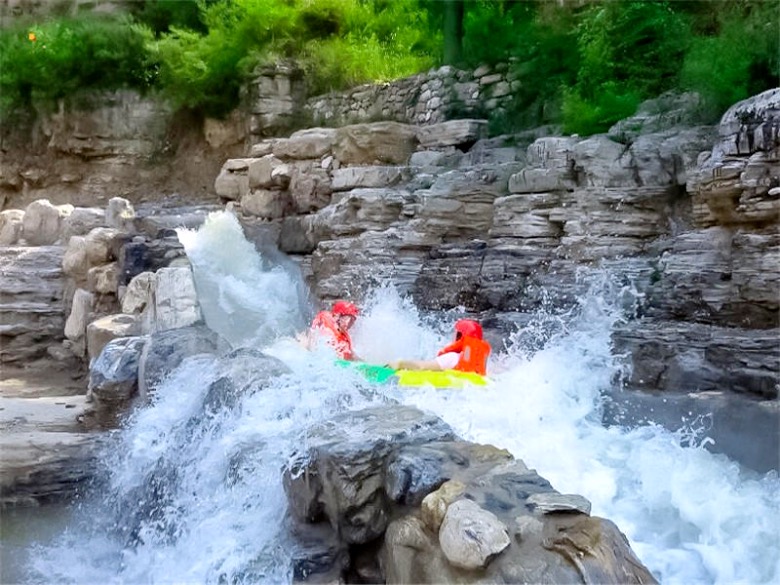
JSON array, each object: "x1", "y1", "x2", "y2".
[
  {"x1": 437, "y1": 335, "x2": 491, "y2": 376},
  {"x1": 311, "y1": 311, "x2": 355, "y2": 360}
]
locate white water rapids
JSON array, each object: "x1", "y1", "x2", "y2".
[{"x1": 22, "y1": 212, "x2": 780, "y2": 584}]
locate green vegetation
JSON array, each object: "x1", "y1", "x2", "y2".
[
  {"x1": 148, "y1": 0, "x2": 437, "y2": 115},
  {"x1": 0, "y1": 0, "x2": 777, "y2": 133},
  {"x1": 562, "y1": 1, "x2": 689, "y2": 134},
  {"x1": 0, "y1": 16, "x2": 155, "y2": 119},
  {"x1": 679, "y1": 1, "x2": 780, "y2": 119}
]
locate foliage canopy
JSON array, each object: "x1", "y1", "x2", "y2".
[{"x1": 0, "y1": 0, "x2": 777, "y2": 133}]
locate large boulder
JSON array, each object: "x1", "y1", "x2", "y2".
[
  {"x1": 121, "y1": 266, "x2": 202, "y2": 334},
  {"x1": 21, "y1": 199, "x2": 73, "y2": 245},
  {"x1": 214, "y1": 158, "x2": 253, "y2": 201},
  {"x1": 273, "y1": 127, "x2": 337, "y2": 160},
  {"x1": 689, "y1": 88, "x2": 780, "y2": 227},
  {"x1": 138, "y1": 324, "x2": 225, "y2": 398},
  {"x1": 438, "y1": 499, "x2": 511, "y2": 570},
  {"x1": 87, "y1": 335, "x2": 146, "y2": 428},
  {"x1": 284, "y1": 405, "x2": 657, "y2": 584},
  {"x1": 333, "y1": 122, "x2": 419, "y2": 166},
  {"x1": 61, "y1": 207, "x2": 105, "y2": 241},
  {"x1": 284, "y1": 405, "x2": 456, "y2": 542},
  {"x1": 86, "y1": 313, "x2": 141, "y2": 362}
]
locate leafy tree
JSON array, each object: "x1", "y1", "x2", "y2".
[
  {"x1": 2, "y1": 0, "x2": 776, "y2": 132},
  {"x1": 443, "y1": 0, "x2": 464, "y2": 66},
  {"x1": 127, "y1": 0, "x2": 214, "y2": 35},
  {"x1": 562, "y1": 1, "x2": 690, "y2": 134},
  {"x1": 448, "y1": 1, "x2": 579, "y2": 130},
  {"x1": 680, "y1": 0, "x2": 779, "y2": 118}
]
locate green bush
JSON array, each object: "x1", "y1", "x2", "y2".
[
  {"x1": 562, "y1": 82, "x2": 641, "y2": 136},
  {"x1": 299, "y1": 33, "x2": 436, "y2": 97},
  {"x1": 152, "y1": 0, "x2": 437, "y2": 116},
  {"x1": 1, "y1": 0, "x2": 775, "y2": 131},
  {"x1": 502, "y1": 2, "x2": 580, "y2": 129},
  {"x1": 680, "y1": 1, "x2": 779, "y2": 118},
  {"x1": 293, "y1": 0, "x2": 437, "y2": 94},
  {"x1": 0, "y1": 16, "x2": 156, "y2": 120},
  {"x1": 562, "y1": 1, "x2": 690, "y2": 135},
  {"x1": 127, "y1": 0, "x2": 213, "y2": 35}
]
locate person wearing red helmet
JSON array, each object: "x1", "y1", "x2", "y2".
[
  {"x1": 388, "y1": 319, "x2": 491, "y2": 375},
  {"x1": 307, "y1": 300, "x2": 360, "y2": 360}
]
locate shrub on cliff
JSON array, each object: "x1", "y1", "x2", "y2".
[
  {"x1": 0, "y1": 16, "x2": 156, "y2": 121},
  {"x1": 459, "y1": 0, "x2": 778, "y2": 135},
  {"x1": 680, "y1": 0, "x2": 779, "y2": 119},
  {"x1": 561, "y1": 1, "x2": 690, "y2": 135},
  {"x1": 152, "y1": 0, "x2": 437, "y2": 117}
]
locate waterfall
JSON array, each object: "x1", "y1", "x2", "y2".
[{"x1": 25, "y1": 211, "x2": 780, "y2": 585}]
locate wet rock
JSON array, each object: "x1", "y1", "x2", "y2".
[
  {"x1": 87, "y1": 335, "x2": 146, "y2": 427},
  {"x1": 202, "y1": 348, "x2": 290, "y2": 413},
  {"x1": 542, "y1": 516, "x2": 657, "y2": 585},
  {"x1": 439, "y1": 498, "x2": 511, "y2": 570},
  {"x1": 420, "y1": 480, "x2": 466, "y2": 533},
  {"x1": 285, "y1": 405, "x2": 656, "y2": 584},
  {"x1": 139, "y1": 324, "x2": 224, "y2": 397},
  {"x1": 528, "y1": 493, "x2": 592, "y2": 515},
  {"x1": 284, "y1": 405, "x2": 456, "y2": 543}
]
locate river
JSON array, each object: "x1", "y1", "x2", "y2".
[{"x1": 7, "y1": 212, "x2": 779, "y2": 584}]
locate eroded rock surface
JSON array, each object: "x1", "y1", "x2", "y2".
[{"x1": 284, "y1": 404, "x2": 657, "y2": 584}]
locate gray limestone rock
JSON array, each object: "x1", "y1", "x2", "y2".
[{"x1": 439, "y1": 498, "x2": 511, "y2": 570}]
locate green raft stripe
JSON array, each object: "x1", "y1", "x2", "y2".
[
  {"x1": 336, "y1": 359, "x2": 487, "y2": 388},
  {"x1": 335, "y1": 360, "x2": 397, "y2": 383}
]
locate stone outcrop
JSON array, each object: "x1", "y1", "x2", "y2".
[
  {"x1": 0, "y1": 245, "x2": 66, "y2": 364},
  {"x1": 612, "y1": 89, "x2": 779, "y2": 397},
  {"x1": 214, "y1": 93, "x2": 777, "y2": 399},
  {"x1": 284, "y1": 404, "x2": 657, "y2": 584},
  {"x1": 0, "y1": 196, "x2": 217, "y2": 502},
  {"x1": 0, "y1": 369, "x2": 97, "y2": 506}
]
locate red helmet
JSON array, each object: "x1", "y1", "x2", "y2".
[
  {"x1": 455, "y1": 319, "x2": 483, "y2": 339},
  {"x1": 332, "y1": 300, "x2": 359, "y2": 317}
]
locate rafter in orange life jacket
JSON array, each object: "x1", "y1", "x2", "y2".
[
  {"x1": 437, "y1": 335, "x2": 491, "y2": 375},
  {"x1": 311, "y1": 310, "x2": 355, "y2": 360}
]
